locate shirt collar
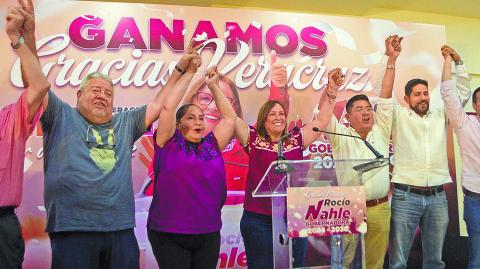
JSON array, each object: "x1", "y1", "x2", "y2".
[{"x1": 407, "y1": 108, "x2": 432, "y2": 118}]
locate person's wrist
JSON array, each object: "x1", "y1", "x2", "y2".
[
  {"x1": 455, "y1": 59, "x2": 463, "y2": 65},
  {"x1": 10, "y1": 35, "x2": 24, "y2": 50},
  {"x1": 184, "y1": 69, "x2": 196, "y2": 75},
  {"x1": 326, "y1": 90, "x2": 337, "y2": 99},
  {"x1": 23, "y1": 31, "x2": 35, "y2": 41},
  {"x1": 7, "y1": 32, "x2": 20, "y2": 44},
  {"x1": 175, "y1": 65, "x2": 186, "y2": 75},
  {"x1": 387, "y1": 54, "x2": 398, "y2": 61}
]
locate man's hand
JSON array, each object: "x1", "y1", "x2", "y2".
[
  {"x1": 270, "y1": 50, "x2": 287, "y2": 87},
  {"x1": 18, "y1": 0, "x2": 35, "y2": 36},
  {"x1": 327, "y1": 68, "x2": 344, "y2": 98},
  {"x1": 441, "y1": 45, "x2": 461, "y2": 64},
  {"x1": 177, "y1": 41, "x2": 203, "y2": 74},
  {"x1": 6, "y1": 7, "x2": 25, "y2": 43},
  {"x1": 443, "y1": 53, "x2": 453, "y2": 65},
  {"x1": 385, "y1": 35, "x2": 403, "y2": 59}
]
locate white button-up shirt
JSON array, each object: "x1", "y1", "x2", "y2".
[
  {"x1": 327, "y1": 98, "x2": 393, "y2": 200},
  {"x1": 441, "y1": 80, "x2": 480, "y2": 193},
  {"x1": 391, "y1": 65, "x2": 471, "y2": 187}
]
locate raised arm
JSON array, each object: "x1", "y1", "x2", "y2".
[
  {"x1": 17, "y1": 0, "x2": 37, "y2": 89},
  {"x1": 268, "y1": 50, "x2": 290, "y2": 116},
  {"x1": 380, "y1": 35, "x2": 402, "y2": 99},
  {"x1": 440, "y1": 49, "x2": 467, "y2": 129},
  {"x1": 206, "y1": 67, "x2": 237, "y2": 150},
  {"x1": 302, "y1": 68, "x2": 344, "y2": 147},
  {"x1": 371, "y1": 35, "x2": 400, "y2": 136},
  {"x1": 18, "y1": 0, "x2": 36, "y2": 89},
  {"x1": 234, "y1": 113, "x2": 250, "y2": 146},
  {"x1": 441, "y1": 46, "x2": 471, "y2": 107},
  {"x1": 155, "y1": 46, "x2": 201, "y2": 147},
  {"x1": 6, "y1": 6, "x2": 50, "y2": 122},
  {"x1": 145, "y1": 42, "x2": 203, "y2": 129}
]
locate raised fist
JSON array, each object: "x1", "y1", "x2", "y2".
[{"x1": 385, "y1": 35, "x2": 403, "y2": 58}]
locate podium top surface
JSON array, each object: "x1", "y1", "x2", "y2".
[{"x1": 252, "y1": 158, "x2": 389, "y2": 197}]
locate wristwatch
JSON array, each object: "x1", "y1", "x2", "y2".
[
  {"x1": 175, "y1": 65, "x2": 186, "y2": 75},
  {"x1": 11, "y1": 36, "x2": 25, "y2": 50}
]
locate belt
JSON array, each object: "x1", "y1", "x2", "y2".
[
  {"x1": 366, "y1": 196, "x2": 388, "y2": 207},
  {"x1": 394, "y1": 183, "x2": 444, "y2": 196},
  {"x1": 463, "y1": 187, "x2": 480, "y2": 198},
  {"x1": 0, "y1": 206, "x2": 15, "y2": 217}
]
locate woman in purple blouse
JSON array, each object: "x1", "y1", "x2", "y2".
[
  {"x1": 147, "y1": 46, "x2": 237, "y2": 268},
  {"x1": 234, "y1": 69, "x2": 344, "y2": 269}
]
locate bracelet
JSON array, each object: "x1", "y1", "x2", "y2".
[
  {"x1": 326, "y1": 91, "x2": 337, "y2": 100},
  {"x1": 386, "y1": 64, "x2": 395, "y2": 69},
  {"x1": 11, "y1": 36, "x2": 25, "y2": 50},
  {"x1": 455, "y1": 60, "x2": 464, "y2": 65},
  {"x1": 175, "y1": 65, "x2": 186, "y2": 75}
]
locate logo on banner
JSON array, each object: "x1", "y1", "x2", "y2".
[{"x1": 287, "y1": 186, "x2": 367, "y2": 238}]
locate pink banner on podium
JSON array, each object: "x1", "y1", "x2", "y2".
[{"x1": 287, "y1": 186, "x2": 367, "y2": 238}]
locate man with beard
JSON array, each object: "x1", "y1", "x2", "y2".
[{"x1": 388, "y1": 43, "x2": 471, "y2": 269}]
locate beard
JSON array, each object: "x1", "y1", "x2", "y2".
[{"x1": 411, "y1": 101, "x2": 429, "y2": 116}]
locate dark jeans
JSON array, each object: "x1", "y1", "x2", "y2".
[
  {"x1": 0, "y1": 209, "x2": 24, "y2": 269},
  {"x1": 49, "y1": 229, "x2": 139, "y2": 269},
  {"x1": 240, "y1": 210, "x2": 306, "y2": 269},
  {"x1": 148, "y1": 229, "x2": 220, "y2": 269}
]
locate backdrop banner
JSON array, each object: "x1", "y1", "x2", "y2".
[{"x1": 0, "y1": 1, "x2": 461, "y2": 268}]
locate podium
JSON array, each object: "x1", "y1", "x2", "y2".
[{"x1": 252, "y1": 158, "x2": 389, "y2": 269}]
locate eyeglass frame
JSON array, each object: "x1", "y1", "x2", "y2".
[
  {"x1": 85, "y1": 124, "x2": 116, "y2": 150},
  {"x1": 194, "y1": 91, "x2": 235, "y2": 107},
  {"x1": 349, "y1": 106, "x2": 374, "y2": 114}
]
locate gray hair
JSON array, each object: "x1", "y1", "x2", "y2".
[{"x1": 79, "y1": 72, "x2": 113, "y2": 92}]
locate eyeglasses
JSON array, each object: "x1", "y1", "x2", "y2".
[
  {"x1": 86, "y1": 125, "x2": 116, "y2": 150},
  {"x1": 195, "y1": 92, "x2": 234, "y2": 107},
  {"x1": 350, "y1": 107, "x2": 373, "y2": 114}
]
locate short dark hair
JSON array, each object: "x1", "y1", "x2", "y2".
[
  {"x1": 473, "y1": 87, "x2": 480, "y2": 103},
  {"x1": 175, "y1": 104, "x2": 202, "y2": 123},
  {"x1": 405, "y1": 79, "x2": 428, "y2": 96},
  {"x1": 346, "y1": 94, "x2": 371, "y2": 113}
]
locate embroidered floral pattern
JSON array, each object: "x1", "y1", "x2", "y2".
[
  {"x1": 174, "y1": 131, "x2": 221, "y2": 161},
  {"x1": 250, "y1": 126, "x2": 302, "y2": 153}
]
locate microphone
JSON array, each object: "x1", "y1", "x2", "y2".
[
  {"x1": 350, "y1": 158, "x2": 389, "y2": 174},
  {"x1": 277, "y1": 126, "x2": 300, "y2": 161},
  {"x1": 312, "y1": 127, "x2": 384, "y2": 158},
  {"x1": 279, "y1": 126, "x2": 300, "y2": 141},
  {"x1": 311, "y1": 127, "x2": 388, "y2": 173}
]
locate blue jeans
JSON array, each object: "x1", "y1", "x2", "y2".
[
  {"x1": 240, "y1": 210, "x2": 306, "y2": 269},
  {"x1": 389, "y1": 187, "x2": 449, "y2": 269},
  {"x1": 464, "y1": 194, "x2": 480, "y2": 269}
]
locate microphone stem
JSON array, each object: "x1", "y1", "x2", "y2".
[{"x1": 314, "y1": 128, "x2": 384, "y2": 159}]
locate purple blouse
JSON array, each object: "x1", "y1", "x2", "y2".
[
  {"x1": 148, "y1": 130, "x2": 226, "y2": 234},
  {"x1": 243, "y1": 126, "x2": 304, "y2": 216}
]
